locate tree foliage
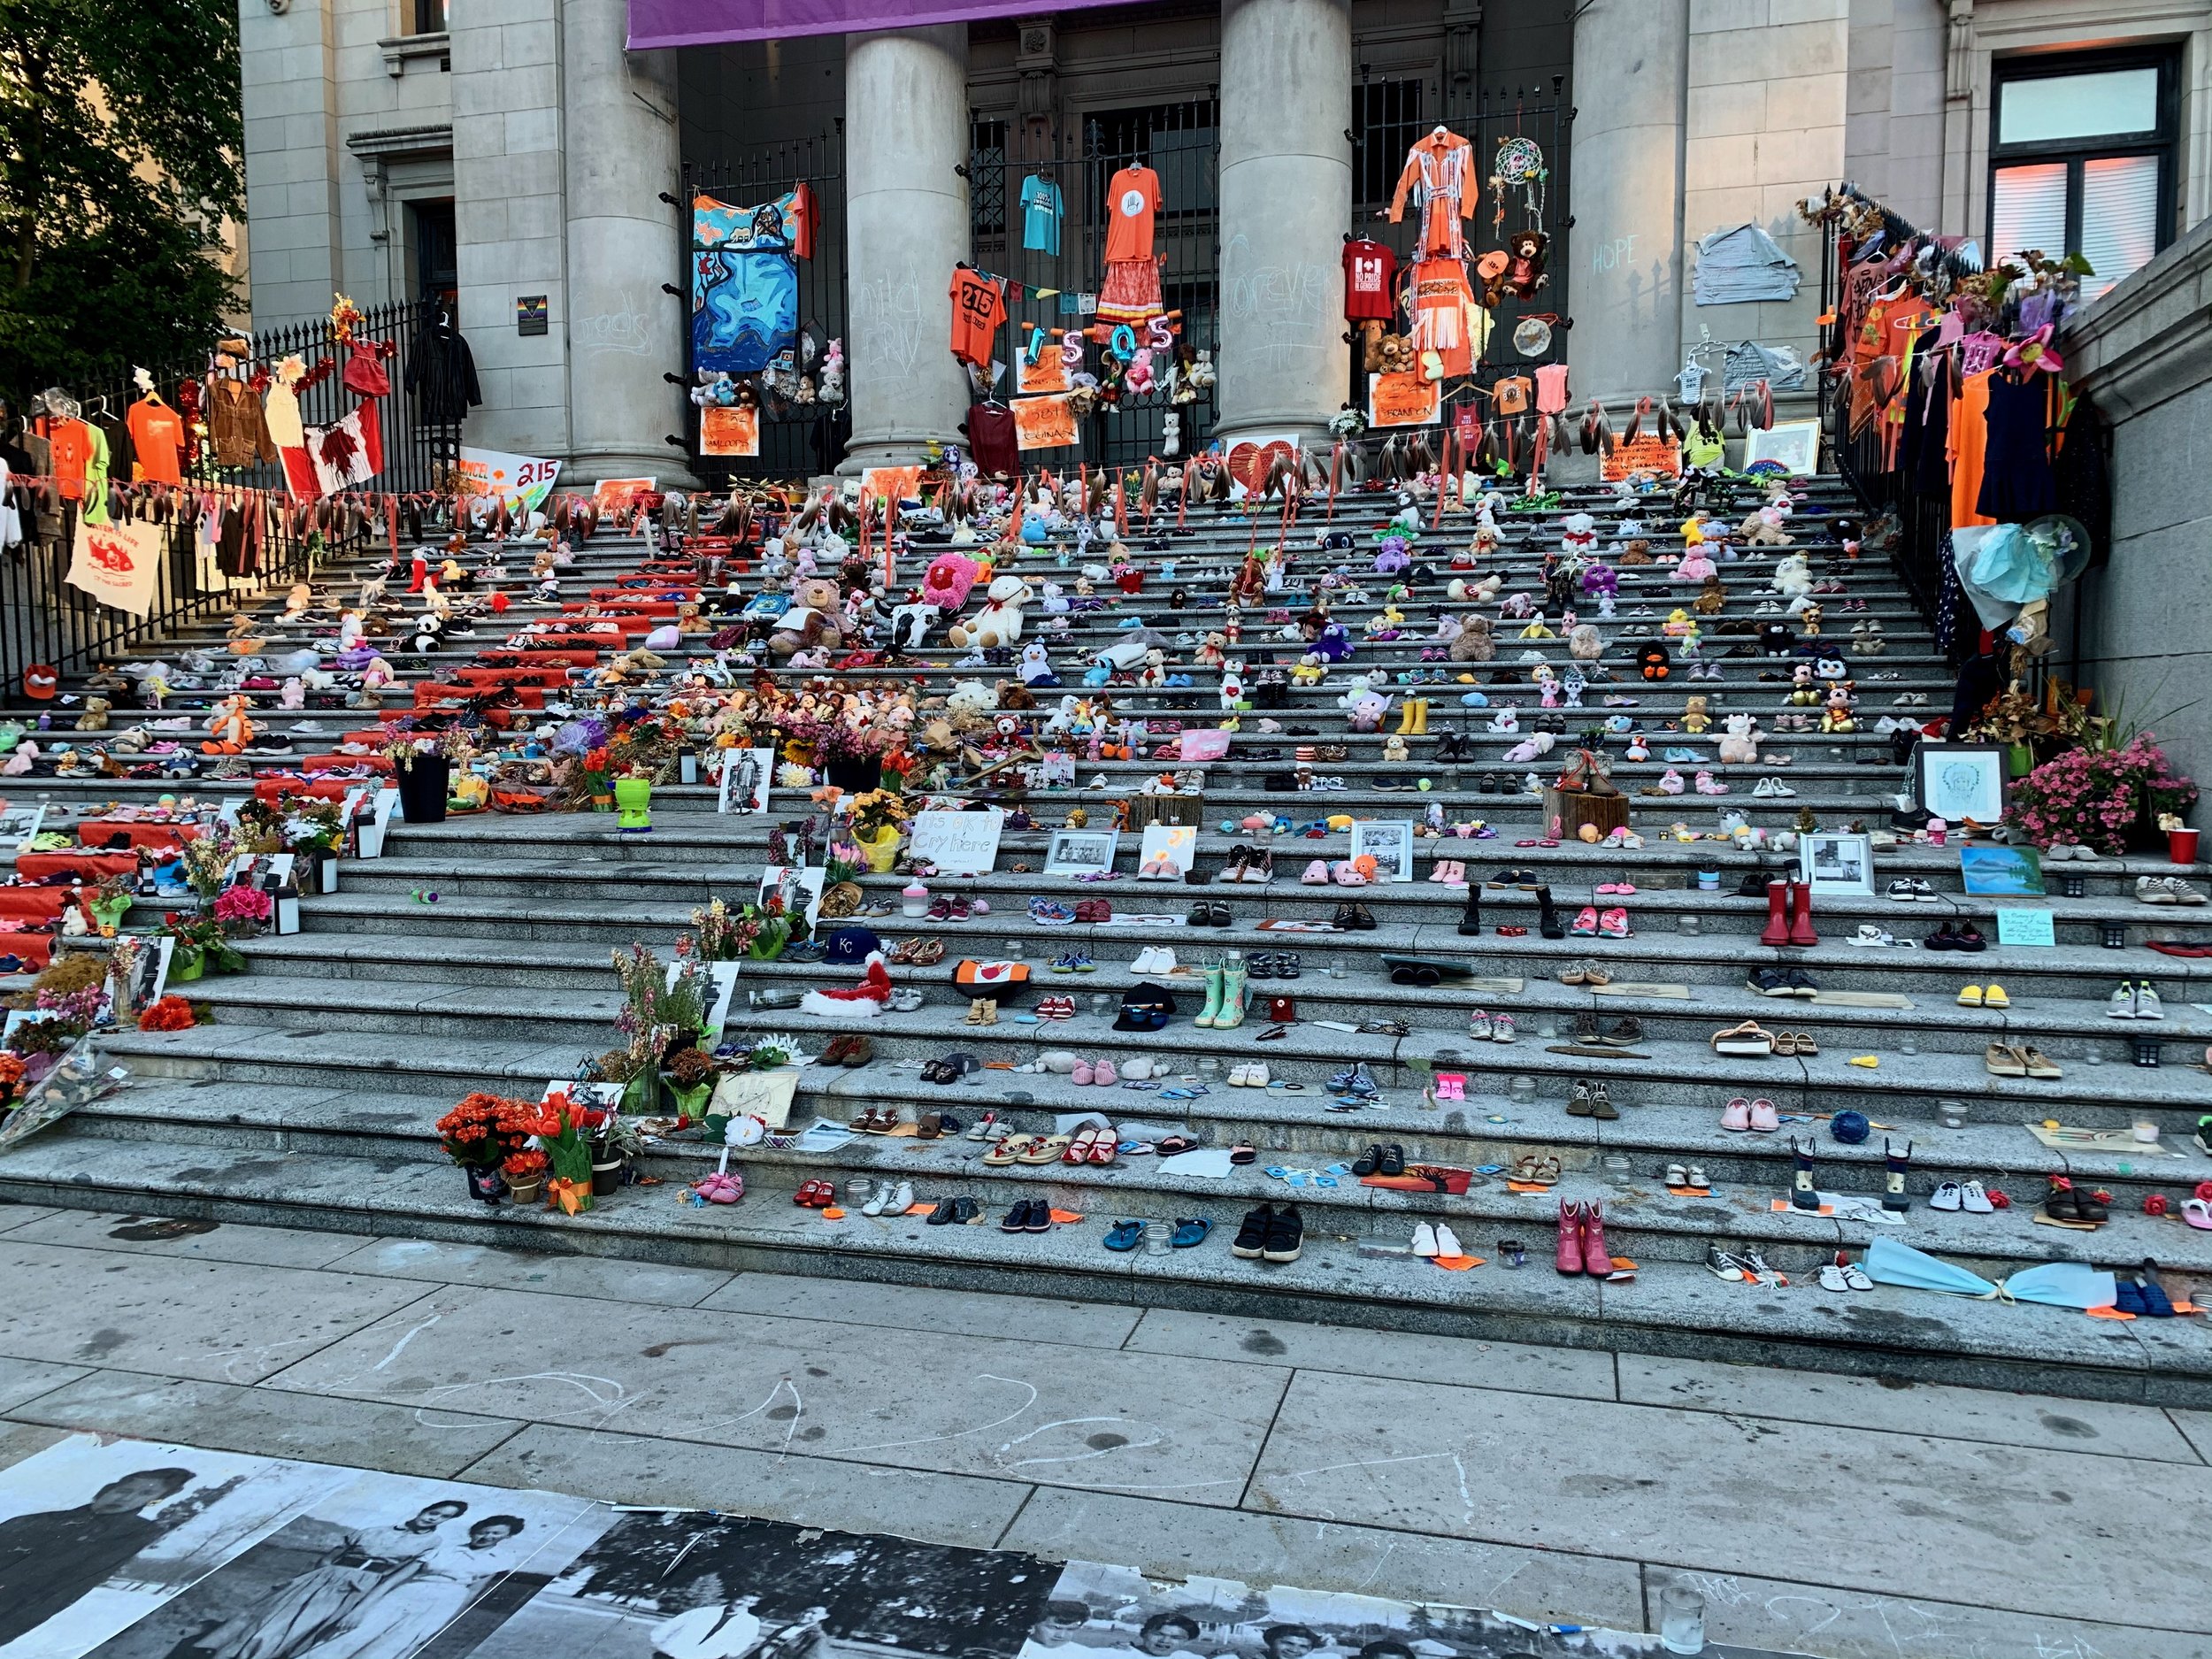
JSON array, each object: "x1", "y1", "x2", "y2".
[{"x1": 0, "y1": 0, "x2": 243, "y2": 396}]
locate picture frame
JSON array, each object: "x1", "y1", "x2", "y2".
[
  {"x1": 1135, "y1": 823, "x2": 1196, "y2": 880},
  {"x1": 1800, "y1": 831, "x2": 1873, "y2": 896},
  {"x1": 1916, "y1": 742, "x2": 2007, "y2": 827},
  {"x1": 716, "y1": 747, "x2": 774, "y2": 815},
  {"x1": 1044, "y1": 826, "x2": 1119, "y2": 877},
  {"x1": 1743, "y1": 418, "x2": 1822, "y2": 476},
  {"x1": 1960, "y1": 842, "x2": 2046, "y2": 896},
  {"x1": 1350, "y1": 818, "x2": 1416, "y2": 883},
  {"x1": 758, "y1": 864, "x2": 826, "y2": 929}
]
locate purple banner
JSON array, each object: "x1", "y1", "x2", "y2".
[{"x1": 629, "y1": 0, "x2": 1151, "y2": 48}]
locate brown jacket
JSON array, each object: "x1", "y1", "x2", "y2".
[{"x1": 207, "y1": 378, "x2": 277, "y2": 467}]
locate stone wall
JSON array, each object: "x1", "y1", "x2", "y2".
[{"x1": 2059, "y1": 216, "x2": 2212, "y2": 788}]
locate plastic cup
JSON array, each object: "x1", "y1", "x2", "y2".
[{"x1": 2170, "y1": 828, "x2": 2200, "y2": 864}]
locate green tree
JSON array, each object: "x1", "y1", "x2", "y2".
[{"x1": 0, "y1": 0, "x2": 242, "y2": 396}]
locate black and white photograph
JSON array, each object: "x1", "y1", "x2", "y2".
[
  {"x1": 1045, "y1": 827, "x2": 1119, "y2": 877},
  {"x1": 717, "y1": 747, "x2": 775, "y2": 815},
  {"x1": 1348, "y1": 820, "x2": 1415, "y2": 884},
  {"x1": 758, "y1": 864, "x2": 827, "y2": 929},
  {"x1": 1801, "y1": 831, "x2": 1874, "y2": 896},
  {"x1": 81, "y1": 1467, "x2": 610, "y2": 1659},
  {"x1": 461, "y1": 1509, "x2": 1053, "y2": 1659},
  {"x1": 0, "y1": 802, "x2": 46, "y2": 852},
  {"x1": 0, "y1": 1435, "x2": 355, "y2": 1658}
]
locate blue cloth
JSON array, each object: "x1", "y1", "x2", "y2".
[
  {"x1": 1020, "y1": 174, "x2": 1063, "y2": 256},
  {"x1": 692, "y1": 193, "x2": 798, "y2": 373}
]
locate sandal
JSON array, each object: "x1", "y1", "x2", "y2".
[
  {"x1": 983, "y1": 1135, "x2": 1034, "y2": 1166},
  {"x1": 1710, "y1": 1020, "x2": 1775, "y2": 1056},
  {"x1": 1022, "y1": 1134, "x2": 1071, "y2": 1164}
]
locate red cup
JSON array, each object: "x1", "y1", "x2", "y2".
[{"x1": 2170, "y1": 827, "x2": 2200, "y2": 864}]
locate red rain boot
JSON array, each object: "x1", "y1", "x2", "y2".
[
  {"x1": 1581, "y1": 1200, "x2": 1613, "y2": 1278},
  {"x1": 1555, "y1": 1199, "x2": 1585, "y2": 1275},
  {"x1": 1759, "y1": 879, "x2": 1790, "y2": 947},
  {"x1": 1789, "y1": 880, "x2": 1818, "y2": 947}
]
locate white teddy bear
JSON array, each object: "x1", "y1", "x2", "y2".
[
  {"x1": 948, "y1": 573, "x2": 1033, "y2": 649},
  {"x1": 1717, "y1": 711, "x2": 1762, "y2": 765}
]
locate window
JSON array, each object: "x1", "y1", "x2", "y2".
[
  {"x1": 411, "y1": 199, "x2": 457, "y2": 309},
  {"x1": 1989, "y1": 49, "x2": 2177, "y2": 299},
  {"x1": 1082, "y1": 102, "x2": 1219, "y2": 226},
  {"x1": 970, "y1": 118, "x2": 1008, "y2": 242},
  {"x1": 411, "y1": 0, "x2": 447, "y2": 33},
  {"x1": 1353, "y1": 79, "x2": 1424, "y2": 211}
]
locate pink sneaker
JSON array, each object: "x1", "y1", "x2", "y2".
[
  {"x1": 1598, "y1": 907, "x2": 1631, "y2": 938},
  {"x1": 1721, "y1": 1095, "x2": 1752, "y2": 1131},
  {"x1": 1749, "y1": 1096, "x2": 1780, "y2": 1132},
  {"x1": 1571, "y1": 905, "x2": 1600, "y2": 936}
]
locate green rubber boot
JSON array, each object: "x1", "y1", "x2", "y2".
[
  {"x1": 1194, "y1": 963, "x2": 1225, "y2": 1028},
  {"x1": 1215, "y1": 956, "x2": 1248, "y2": 1029}
]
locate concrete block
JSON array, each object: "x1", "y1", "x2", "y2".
[
  {"x1": 1689, "y1": 20, "x2": 1844, "y2": 86},
  {"x1": 1689, "y1": 0, "x2": 1767, "y2": 29},
  {"x1": 1686, "y1": 134, "x2": 1758, "y2": 190},
  {"x1": 1764, "y1": 70, "x2": 1849, "y2": 127},
  {"x1": 1756, "y1": 125, "x2": 1846, "y2": 183},
  {"x1": 499, "y1": 19, "x2": 557, "y2": 66},
  {"x1": 1690, "y1": 83, "x2": 1768, "y2": 139},
  {"x1": 1770, "y1": 0, "x2": 1847, "y2": 21},
  {"x1": 0, "y1": 1355, "x2": 86, "y2": 1413},
  {"x1": 504, "y1": 107, "x2": 561, "y2": 154}
]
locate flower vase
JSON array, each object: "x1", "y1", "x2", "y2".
[
  {"x1": 667, "y1": 1079, "x2": 714, "y2": 1118},
  {"x1": 619, "y1": 1072, "x2": 657, "y2": 1114},
  {"x1": 590, "y1": 1158, "x2": 624, "y2": 1197},
  {"x1": 614, "y1": 776, "x2": 653, "y2": 833},
  {"x1": 464, "y1": 1164, "x2": 506, "y2": 1204},
  {"x1": 506, "y1": 1178, "x2": 543, "y2": 1206},
  {"x1": 862, "y1": 826, "x2": 902, "y2": 872},
  {"x1": 2006, "y1": 742, "x2": 2035, "y2": 778},
  {"x1": 172, "y1": 950, "x2": 204, "y2": 982}
]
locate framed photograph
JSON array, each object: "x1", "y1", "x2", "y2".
[
  {"x1": 1744, "y1": 418, "x2": 1822, "y2": 476},
  {"x1": 716, "y1": 747, "x2": 773, "y2": 815},
  {"x1": 758, "y1": 864, "x2": 826, "y2": 929},
  {"x1": 1960, "y1": 842, "x2": 2046, "y2": 896},
  {"x1": 1044, "y1": 827, "x2": 1118, "y2": 877},
  {"x1": 1801, "y1": 831, "x2": 1873, "y2": 895},
  {"x1": 1917, "y1": 742, "x2": 2006, "y2": 826},
  {"x1": 1350, "y1": 818, "x2": 1416, "y2": 883}
]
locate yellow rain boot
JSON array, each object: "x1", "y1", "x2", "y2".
[{"x1": 1409, "y1": 697, "x2": 1429, "y2": 735}]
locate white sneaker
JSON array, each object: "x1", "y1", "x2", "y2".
[
  {"x1": 1818, "y1": 1263, "x2": 1850, "y2": 1292},
  {"x1": 1765, "y1": 776, "x2": 1795, "y2": 797},
  {"x1": 2137, "y1": 874, "x2": 2178, "y2": 905},
  {"x1": 1960, "y1": 1179, "x2": 1994, "y2": 1214},
  {"x1": 1432, "y1": 1223, "x2": 1463, "y2": 1259},
  {"x1": 891, "y1": 1180, "x2": 914, "y2": 1212},
  {"x1": 1752, "y1": 777, "x2": 1776, "y2": 798},
  {"x1": 2108, "y1": 983, "x2": 2139, "y2": 1018},
  {"x1": 1411, "y1": 1222, "x2": 1439, "y2": 1257},
  {"x1": 2136, "y1": 981, "x2": 2163, "y2": 1018},
  {"x1": 1931, "y1": 1181, "x2": 1963, "y2": 1211}
]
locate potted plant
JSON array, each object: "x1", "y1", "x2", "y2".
[
  {"x1": 89, "y1": 876, "x2": 134, "y2": 937},
  {"x1": 434, "y1": 1091, "x2": 529, "y2": 1203},
  {"x1": 162, "y1": 910, "x2": 246, "y2": 979},
  {"x1": 2008, "y1": 733, "x2": 2200, "y2": 854},
  {"x1": 386, "y1": 733, "x2": 469, "y2": 824},
  {"x1": 661, "y1": 1045, "x2": 717, "y2": 1118},
  {"x1": 677, "y1": 898, "x2": 759, "y2": 963},
  {"x1": 591, "y1": 1113, "x2": 641, "y2": 1196},
  {"x1": 213, "y1": 883, "x2": 273, "y2": 938},
  {"x1": 501, "y1": 1147, "x2": 548, "y2": 1205},
  {"x1": 579, "y1": 745, "x2": 613, "y2": 810},
  {"x1": 847, "y1": 787, "x2": 910, "y2": 872}
]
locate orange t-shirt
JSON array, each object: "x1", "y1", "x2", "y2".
[
  {"x1": 50, "y1": 419, "x2": 91, "y2": 499},
  {"x1": 949, "y1": 269, "x2": 1005, "y2": 366},
  {"x1": 1103, "y1": 165, "x2": 1161, "y2": 265},
  {"x1": 127, "y1": 400, "x2": 185, "y2": 484},
  {"x1": 1949, "y1": 370, "x2": 1996, "y2": 530}
]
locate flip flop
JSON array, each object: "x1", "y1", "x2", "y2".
[{"x1": 1171, "y1": 1217, "x2": 1212, "y2": 1248}]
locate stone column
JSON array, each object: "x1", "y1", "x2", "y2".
[
  {"x1": 560, "y1": 0, "x2": 691, "y2": 483},
  {"x1": 1214, "y1": 0, "x2": 1353, "y2": 449},
  {"x1": 842, "y1": 25, "x2": 972, "y2": 473},
  {"x1": 1567, "y1": 0, "x2": 1688, "y2": 406}
]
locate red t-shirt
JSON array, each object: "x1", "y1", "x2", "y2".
[
  {"x1": 1103, "y1": 166, "x2": 1161, "y2": 265},
  {"x1": 1342, "y1": 238, "x2": 1398, "y2": 322},
  {"x1": 966, "y1": 403, "x2": 1018, "y2": 478},
  {"x1": 949, "y1": 270, "x2": 1006, "y2": 367}
]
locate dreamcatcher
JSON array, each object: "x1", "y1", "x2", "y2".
[{"x1": 1489, "y1": 134, "x2": 1546, "y2": 229}]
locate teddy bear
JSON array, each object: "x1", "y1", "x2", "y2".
[
  {"x1": 1741, "y1": 505, "x2": 1794, "y2": 547},
  {"x1": 74, "y1": 696, "x2": 111, "y2": 732},
  {"x1": 770, "y1": 577, "x2": 846, "y2": 658},
  {"x1": 1717, "y1": 712, "x2": 1761, "y2": 764},
  {"x1": 1559, "y1": 512, "x2": 1599, "y2": 558},
  {"x1": 1194, "y1": 631, "x2": 1227, "y2": 667},
  {"x1": 1618, "y1": 538, "x2": 1654, "y2": 566},
  {"x1": 1375, "y1": 333, "x2": 1416, "y2": 377},
  {"x1": 948, "y1": 573, "x2": 1033, "y2": 650},
  {"x1": 1134, "y1": 649, "x2": 1168, "y2": 688},
  {"x1": 946, "y1": 680, "x2": 997, "y2": 719},
  {"x1": 1770, "y1": 553, "x2": 1812, "y2": 599},
  {"x1": 1290, "y1": 654, "x2": 1327, "y2": 687},
  {"x1": 1694, "y1": 575, "x2": 1727, "y2": 617},
  {"x1": 1448, "y1": 614, "x2": 1496, "y2": 663},
  {"x1": 1681, "y1": 694, "x2": 1711, "y2": 735}
]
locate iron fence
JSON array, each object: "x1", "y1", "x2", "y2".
[{"x1": 0, "y1": 296, "x2": 454, "y2": 688}]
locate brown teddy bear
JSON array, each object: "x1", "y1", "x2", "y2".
[
  {"x1": 1681, "y1": 694, "x2": 1711, "y2": 735},
  {"x1": 769, "y1": 576, "x2": 845, "y2": 658},
  {"x1": 1618, "y1": 538, "x2": 1654, "y2": 565},
  {"x1": 1694, "y1": 575, "x2": 1726, "y2": 616},
  {"x1": 1375, "y1": 334, "x2": 1415, "y2": 377},
  {"x1": 75, "y1": 695, "x2": 111, "y2": 731},
  {"x1": 1448, "y1": 614, "x2": 1495, "y2": 663}
]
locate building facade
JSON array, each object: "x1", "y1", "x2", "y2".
[{"x1": 241, "y1": 0, "x2": 2212, "y2": 481}]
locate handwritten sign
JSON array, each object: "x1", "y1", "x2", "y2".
[
  {"x1": 1013, "y1": 394, "x2": 1078, "y2": 451},
  {"x1": 700, "y1": 403, "x2": 759, "y2": 457},
  {"x1": 1018, "y1": 350, "x2": 1068, "y2": 396},
  {"x1": 1995, "y1": 908, "x2": 2056, "y2": 947},
  {"x1": 908, "y1": 808, "x2": 1004, "y2": 876},
  {"x1": 1601, "y1": 432, "x2": 1684, "y2": 481},
  {"x1": 1369, "y1": 372, "x2": 1441, "y2": 429}
]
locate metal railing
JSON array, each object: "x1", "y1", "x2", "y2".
[{"x1": 1, "y1": 296, "x2": 456, "y2": 689}]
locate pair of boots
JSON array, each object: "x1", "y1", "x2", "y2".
[
  {"x1": 1457, "y1": 885, "x2": 1563, "y2": 939},
  {"x1": 1196, "y1": 956, "x2": 1248, "y2": 1029},
  {"x1": 1394, "y1": 698, "x2": 1430, "y2": 736},
  {"x1": 1759, "y1": 879, "x2": 1818, "y2": 947}
]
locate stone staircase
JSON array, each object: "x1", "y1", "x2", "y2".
[{"x1": 5, "y1": 474, "x2": 2212, "y2": 1407}]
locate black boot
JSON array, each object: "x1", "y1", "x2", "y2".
[
  {"x1": 1537, "y1": 885, "x2": 1566, "y2": 940},
  {"x1": 1456, "y1": 885, "x2": 1482, "y2": 936}
]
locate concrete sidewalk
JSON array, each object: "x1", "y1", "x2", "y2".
[{"x1": 0, "y1": 1199, "x2": 2205, "y2": 1659}]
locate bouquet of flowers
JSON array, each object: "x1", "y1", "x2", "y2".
[
  {"x1": 164, "y1": 910, "x2": 247, "y2": 975},
  {"x1": 522, "y1": 1090, "x2": 604, "y2": 1212},
  {"x1": 678, "y1": 898, "x2": 759, "y2": 962},
  {"x1": 500, "y1": 1147, "x2": 549, "y2": 1199},
  {"x1": 179, "y1": 827, "x2": 239, "y2": 902},
  {"x1": 2008, "y1": 733, "x2": 2199, "y2": 853},
  {"x1": 213, "y1": 884, "x2": 273, "y2": 933},
  {"x1": 847, "y1": 787, "x2": 910, "y2": 840},
  {"x1": 433, "y1": 1092, "x2": 533, "y2": 1167},
  {"x1": 137, "y1": 995, "x2": 197, "y2": 1032}
]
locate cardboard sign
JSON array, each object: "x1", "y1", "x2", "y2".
[
  {"x1": 591, "y1": 478, "x2": 656, "y2": 512},
  {"x1": 457, "y1": 446, "x2": 563, "y2": 512},
  {"x1": 1601, "y1": 433, "x2": 1684, "y2": 481},
  {"x1": 1018, "y1": 349, "x2": 1069, "y2": 396},
  {"x1": 66, "y1": 518, "x2": 165, "y2": 617},
  {"x1": 1995, "y1": 908, "x2": 2056, "y2": 948},
  {"x1": 1369, "y1": 372, "x2": 1441, "y2": 429},
  {"x1": 860, "y1": 465, "x2": 922, "y2": 506},
  {"x1": 908, "y1": 808, "x2": 1003, "y2": 876},
  {"x1": 700, "y1": 403, "x2": 760, "y2": 457},
  {"x1": 1013, "y1": 393, "x2": 1078, "y2": 451}
]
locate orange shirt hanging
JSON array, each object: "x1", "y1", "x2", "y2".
[
  {"x1": 127, "y1": 400, "x2": 185, "y2": 484},
  {"x1": 1103, "y1": 165, "x2": 1161, "y2": 265},
  {"x1": 1948, "y1": 369, "x2": 1997, "y2": 530},
  {"x1": 949, "y1": 269, "x2": 1006, "y2": 367}
]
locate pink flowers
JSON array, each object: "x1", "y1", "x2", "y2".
[
  {"x1": 212, "y1": 886, "x2": 273, "y2": 927},
  {"x1": 2008, "y1": 735, "x2": 2198, "y2": 853}
]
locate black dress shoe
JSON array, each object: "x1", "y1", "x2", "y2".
[
  {"x1": 1352, "y1": 1144, "x2": 1382, "y2": 1177},
  {"x1": 1000, "y1": 1199, "x2": 1033, "y2": 1232},
  {"x1": 953, "y1": 1195, "x2": 980, "y2": 1224},
  {"x1": 1379, "y1": 1144, "x2": 1407, "y2": 1177},
  {"x1": 928, "y1": 1199, "x2": 960, "y2": 1225},
  {"x1": 1233, "y1": 1202, "x2": 1274, "y2": 1259},
  {"x1": 1024, "y1": 1199, "x2": 1053, "y2": 1233},
  {"x1": 1263, "y1": 1205, "x2": 1305, "y2": 1263}
]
